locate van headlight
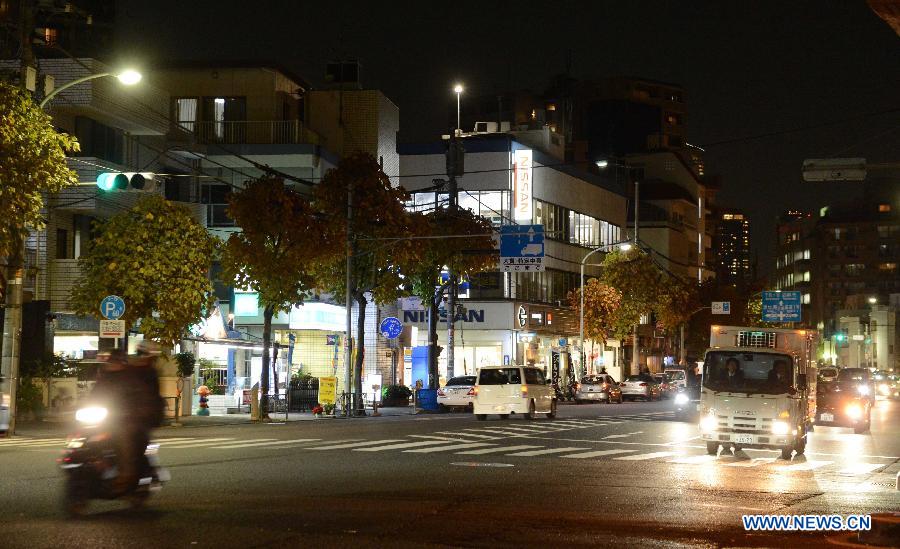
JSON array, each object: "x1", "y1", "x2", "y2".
[
  {"x1": 75, "y1": 406, "x2": 108, "y2": 425},
  {"x1": 771, "y1": 420, "x2": 790, "y2": 435},
  {"x1": 674, "y1": 393, "x2": 689, "y2": 405},
  {"x1": 845, "y1": 403, "x2": 863, "y2": 420},
  {"x1": 699, "y1": 413, "x2": 718, "y2": 432},
  {"x1": 857, "y1": 385, "x2": 870, "y2": 396}
]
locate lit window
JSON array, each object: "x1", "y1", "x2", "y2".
[
  {"x1": 878, "y1": 203, "x2": 891, "y2": 212},
  {"x1": 802, "y1": 293, "x2": 810, "y2": 304},
  {"x1": 546, "y1": 104, "x2": 556, "y2": 111},
  {"x1": 803, "y1": 271, "x2": 810, "y2": 281},
  {"x1": 44, "y1": 27, "x2": 58, "y2": 46}
]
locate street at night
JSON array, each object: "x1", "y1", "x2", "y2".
[{"x1": 1, "y1": 399, "x2": 898, "y2": 547}]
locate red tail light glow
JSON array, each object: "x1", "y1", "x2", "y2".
[
  {"x1": 639, "y1": 382, "x2": 647, "y2": 387},
  {"x1": 437, "y1": 389, "x2": 446, "y2": 397},
  {"x1": 468, "y1": 387, "x2": 477, "y2": 396}
]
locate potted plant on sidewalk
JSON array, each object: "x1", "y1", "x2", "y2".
[{"x1": 382, "y1": 385, "x2": 413, "y2": 407}]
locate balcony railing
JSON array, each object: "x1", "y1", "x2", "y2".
[{"x1": 170, "y1": 120, "x2": 319, "y2": 146}]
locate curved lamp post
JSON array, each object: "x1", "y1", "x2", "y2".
[
  {"x1": 579, "y1": 240, "x2": 632, "y2": 376},
  {"x1": 40, "y1": 69, "x2": 142, "y2": 108}
]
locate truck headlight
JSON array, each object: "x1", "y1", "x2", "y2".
[
  {"x1": 674, "y1": 393, "x2": 689, "y2": 406},
  {"x1": 699, "y1": 413, "x2": 718, "y2": 432},
  {"x1": 771, "y1": 420, "x2": 790, "y2": 435},
  {"x1": 857, "y1": 385, "x2": 870, "y2": 396},
  {"x1": 845, "y1": 403, "x2": 863, "y2": 420}
]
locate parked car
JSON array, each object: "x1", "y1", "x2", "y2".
[
  {"x1": 574, "y1": 374, "x2": 622, "y2": 404},
  {"x1": 437, "y1": 375, "x2": 476, "y2": 411},
  {"x1": 652, "y1": 373, "x2": 675, "y2": 399},
  {"x1": 619, "y1": 375, "x2": 661, "y2": 401},
  {"x1": 663, "y1": 368, "x2": 688, "y2": 390},
  {"x1": 816, "y1": 368, "x2": 873, "y2": 433},
  {"x1": 473, "y1": 365, "x2": 556, "y2": 420}
]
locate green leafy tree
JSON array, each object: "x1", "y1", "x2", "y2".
[
  {"x1": 312, "y1": 153, "x2": 421, "y2": 412},
  {"x1": 71, "y1": 194, "x2": 216, "y2": 347},
  {"x1": 405, "y1": 208, "x2": 494, "y2": 387},
  {"x1": 568, "y1": 278, "x2": 622, "y2": 343},
  {"x1": 0, "y1": 82, "x2": 79, "y2": 269},
  {"x1": 220, "y1": 177, "x2": 334, "y2": 419}
]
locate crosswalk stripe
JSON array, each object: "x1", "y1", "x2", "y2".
[
  {"x1": 151, "y1": 437, "x2": 195, "y2": 442},
  {"x1": 355, "y1": 440, "x2": 457, "y2": 452},
  {"x1": 264, "y1": 439, "x2": 324, "y2": 447},
  {"x1": 838, "y1": 463, "x2": 884, "y2": 475},
  {"x1": 159, "y1": 438, "x2": 235, "y2": 448},
  {"x1": 727, "y1": 458, "x2": 776, "y2": 468},
  {"x1": 0, "y1": 438, "x2": 65, "y2": 446},
  {"x1": 1, "y1": 439, "x2": 65, "y2": 446},
  {"x1": 614, "y1": 451, "x2": 676, "y2": 461},
  {"x1": 560, "y1": 449, "x2": 635, "y2": 459},
  {"x1": 668, "y1": 454, "x2": 717, "y2": 464},
  {"x1": 409, "y1": 435, "x2": 468, "y2": 441},
  {"x1": 439, "y1": 431, "x2": 498, "y2": 440},
  {"x1": 403, "y1": 442, "x2": 495, "y2": 453},
  {"x1": 783, "y1": 460, "x2": 832, "y2": 471},
  {"x1": 603, "y1": 432, "x2": 643, "y2": 439},
  {"x1": 205, "y1": 439, "x2": 280, "y2": 449},
  {"x1": 455, "y1": 445, "x2": 543, "y2": 455},
  {"x1": 507, "y1": 447, "x2": 590, "y2": 457},
  {"x1": 309, "y1": 440, "x2": 399, "y2": 451},
  {"x1": 465, "y1": 428, "x2": 530, "y2": 436},
  {"x1": 489, "y1": 426, "x2": 558, "y2": 434},
  {"x1": 210, "y1": 438, "x2": 320, "y2": 449}
]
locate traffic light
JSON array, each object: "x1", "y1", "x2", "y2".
[
  {"x1": 96, "y1": 172, "x2": 157, "y2": 192},
  {"x1": 834, "y1": 332, "x2": 846, "y2": 342}
]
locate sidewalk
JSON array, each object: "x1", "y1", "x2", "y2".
[{"x1": 6, "y1": 405, "x2": 418, "y2": 437}]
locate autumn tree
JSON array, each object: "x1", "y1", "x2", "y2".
[
  {"x1": 220, "y1": 177, "x2": 334, "y2": 420},
  {"x1": 312, "y1": 153, "x2": 420, "y2": 413},
  {"x1": 405, "y1": 208, "x2": 495, "y2": 387},
  {"x1": 71, "y1": 195, "x2": 216, "y2": 348},
  {"x1": 568, "y1": 279, "x2": 622, "y2": 374}
]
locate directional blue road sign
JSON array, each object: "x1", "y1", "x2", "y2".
[
  {"x1": 762, "y1": 291, "x2": 801, "y2": 323},
  {"x1": 500, "y1": 224, "x2": 545, "y2": 272},
  {"x1": 100, "y1": 295, "x2": 125, "y2": 320},
  {"x1": 379, "y1": 316, "x2": 403, "y2": 339}
]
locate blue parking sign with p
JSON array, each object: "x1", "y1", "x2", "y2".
[{"x1": 100, "y1": 295, "x2": 126, "y2": 320}]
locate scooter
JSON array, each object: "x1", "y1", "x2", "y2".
[{"x1": 58, "y1": 406, "x2": 169, "y2": 517}]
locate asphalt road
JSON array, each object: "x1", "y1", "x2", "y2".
[{"x1": 1, "y1": 398, "x2": 898, "y2": 548}]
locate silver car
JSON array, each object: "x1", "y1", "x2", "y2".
[
  {"x1": 619, "y1": 375, "x2": 661, "y2": 401},
  {"x1": 575, "y1": 374, "x2": 622, "y2": 404},
  {"x1": 437, "y1": 375, "x2": 476, "y2": 411}
]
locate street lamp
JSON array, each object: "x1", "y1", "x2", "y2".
[
  {"x1": 453, "y1": 83, "x2": 463, "y2": 136},
  {"x1": 40, "y1": 68, "x2": 142, "y2": 108},
  {"x1": 579, "y1": 240, "x2": 632, "y2": 377},
  {"x1": 868, "y1": 296, "x2": 877, "y2": 304}
]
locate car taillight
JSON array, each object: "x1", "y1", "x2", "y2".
[
  {"x1": 639, "y1": 382, "x2": 647, "y2": 387},
  {"x1": 602, "y1": 383, "x2": 609, "y2": 389},
  {"x1": 437, "y1": 389, "x2": 446, "y2": 397},
  {"x1": 468, "y1": 387, "x2": 477, "y2": 396}
]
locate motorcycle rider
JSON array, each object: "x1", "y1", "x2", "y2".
[{"x1": 91, "y1": 341, "x2": 164, "y2": 496}]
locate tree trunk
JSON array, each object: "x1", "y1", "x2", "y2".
[
  {"x1": 427, "y1": 292, "x2": 440, "y2": 389},
  {"x1": 272, "y1": 342, "x2": 280, "y2": 399},
  {"x1": 259, "y1": 304, "x2": 275, "y2": 420},
  {"x1": 354, "y1": 293, "x2": 366, "y2": 415}
]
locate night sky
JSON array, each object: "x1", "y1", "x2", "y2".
[{"x1": 116, "y1": 1, "x2": 900, "y2": 277}]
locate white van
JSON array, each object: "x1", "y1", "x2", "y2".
[{"x1": 472, "y1": 365, "x2": 556, "y2": 420}]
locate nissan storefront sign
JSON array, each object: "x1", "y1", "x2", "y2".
[{"x1": 399, "y1": 299, "x2": 514, "y2": 331}]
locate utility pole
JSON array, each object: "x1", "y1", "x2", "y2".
[
  {"x1": 446, "y1": 137, "x2": 463, "y2": 380},
  {"x1": 2, "y1": 0, "x2": 36, "y2": 435},
  {"x1": 343, "y1": 181, "x2": 353, "y2": 416},
  {"x1": 631, "y1": 176, "x2": 640, "y2": 376}
]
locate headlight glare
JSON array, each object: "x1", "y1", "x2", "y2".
[
  {"x1": 699, "y1": 414, "x2": 718, "y2": 432},
  {"x1": 771, "y1": 420, "x2": 790, "y2": 435},
  {"x1": 857, "y1": 385, "x2": 870, "y2": 396},
  {"x1": 845, "y1": 403, "x2": 863, "y2": 420},
  {"x1": 75, "y1": 406, "x2": 108, "y2": 425},
  {"x1": 674, "y1": 393, "x2": 689, "y2": 405}
]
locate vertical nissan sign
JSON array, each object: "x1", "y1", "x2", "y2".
[{"x1": 513, "y1": 149, "x2": 533, "y2": 223}]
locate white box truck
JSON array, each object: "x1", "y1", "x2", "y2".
[{"x1": 699, "y1": 326, "x2": 817, "y2": 459}]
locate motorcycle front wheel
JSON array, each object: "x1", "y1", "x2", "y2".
[{"x1": 63, "y1": 477, "x2": 88, "y2": 518}]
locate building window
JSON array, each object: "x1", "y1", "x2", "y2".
[
  {"x1": 803, "y1": 271, "x2": 810, "y2": 282},
  {"x1": 802, "y1": 293, "x2": 810, "y2": 304},
  {"x1": 44, "y1": 27, "x2": 58, "y2": 46},
  {"x1": 844, "y1": 263, "x2": 865, "y2": 276},
  {"x1": 878, "y1": 203, "x2": 891, "y2": 212},
  {"x1": 879, "y1": 263, "x2": 897, "y2": 274},
  {"x1": 55, "y1": 229, "x2": 69, "y2": 259},
  {"x1": 173, "y1": 97, "x2": 198, "y2": 132},
  {"x1": 73, "y1": 117, "x2": 124, "y2": 164}
]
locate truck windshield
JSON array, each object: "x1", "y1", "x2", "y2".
[{"x1": 703, "y1": 351, "x2": 794, "y2": 394}]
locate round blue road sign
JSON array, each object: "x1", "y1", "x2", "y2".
[
  {"x1": 100, "y1": 295, "x2": 126, "y2": 320},
  {"x1": 379, "y1": 316, "x2": 402, "y2": 339}
]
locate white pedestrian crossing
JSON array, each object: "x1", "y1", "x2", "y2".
[
  {"x1": 309, "y1": 440, "x2": 399, "y2": 451},
  {"x1": 560, "y1": 449, "x2": 635, "y2": 459},
  {"x1": 603, "y1": 432, "x2": 643, "y2": 439},
  {"x1": 204, "y1": 438, "x2": 279, "y2": 449},
  {"x1": 455, "y1": 445, "x2": 543, "y2": 455},
  {"x1": 355, "y1": 440, "x2": 456, "y2": 452},
  {"x1": 783, "y1": 460, "x2": 832, "y2": 471},
  {"x1": 726, "y1": 458, "x2": 776, "y2": 468},
  {"x1": 209, "y1": 438, "x2": 320, "y2": 449},
  {"x1": 437, "y1": 431, "x2": 498, "y2": 439},
  {"x1": 404, "y1": 442, "x2": 495, "y2": 453},
  {"x1": 614, "y1": 451, "x2": 676, "y2": 461},
  {"x1": 507, "y1": 447, "x2": 590, "y2": 457}
]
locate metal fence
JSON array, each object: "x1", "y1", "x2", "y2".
[{"x1": 288, "y1": 379, "x2": 319, "y2": 412}]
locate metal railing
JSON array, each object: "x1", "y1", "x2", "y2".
[{"x1": 172, "y1": 120, "x2": 319, "y2": 145}]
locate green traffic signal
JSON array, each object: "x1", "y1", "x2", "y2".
[
  {"x1": 835, "y1": 333, "x2": 845, "y2": 342},
  {"x1": 97, "y1": 172, "x2": 115, "y2": 191},
  {"x1": 96, "y1": 172, "x2": 150, "y2": 191}
]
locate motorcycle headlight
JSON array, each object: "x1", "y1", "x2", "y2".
[
  {"x1": 857, "y1": 385, "x2": 870, "y2": 396},
  {"x1": 878, "y1": 383, "x2": 890, "y2": 396},
  {"x1": 699, "y1": 413, "x2": 718, "y2": 432},
  {"x1": 75, "y1": 406, "x2": 108, "y2": 425},
  {"x1": 674, "y1": 393, "x2": 689, "y2": 405},
  {"x1": 845, "y1": 403, "x2": 863, "y2": 420},
  {"x1": 771, "y1": 420, "x2": 790, "y2": 435}
]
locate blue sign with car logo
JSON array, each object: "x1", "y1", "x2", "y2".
[{"x1": 379, "y1": 316, "x2": 402, "y2": 339}]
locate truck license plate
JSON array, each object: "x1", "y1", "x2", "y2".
[
  {"x1": 735, "y1": 434, "x2": 753, "y2": 444},
  {"x1": 820, "y1": 413, "x2": 833, "y2": 422}
]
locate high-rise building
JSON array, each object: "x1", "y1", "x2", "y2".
[{"x1": 713, "y1": 209, "x2": 752, "y2": 288}]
